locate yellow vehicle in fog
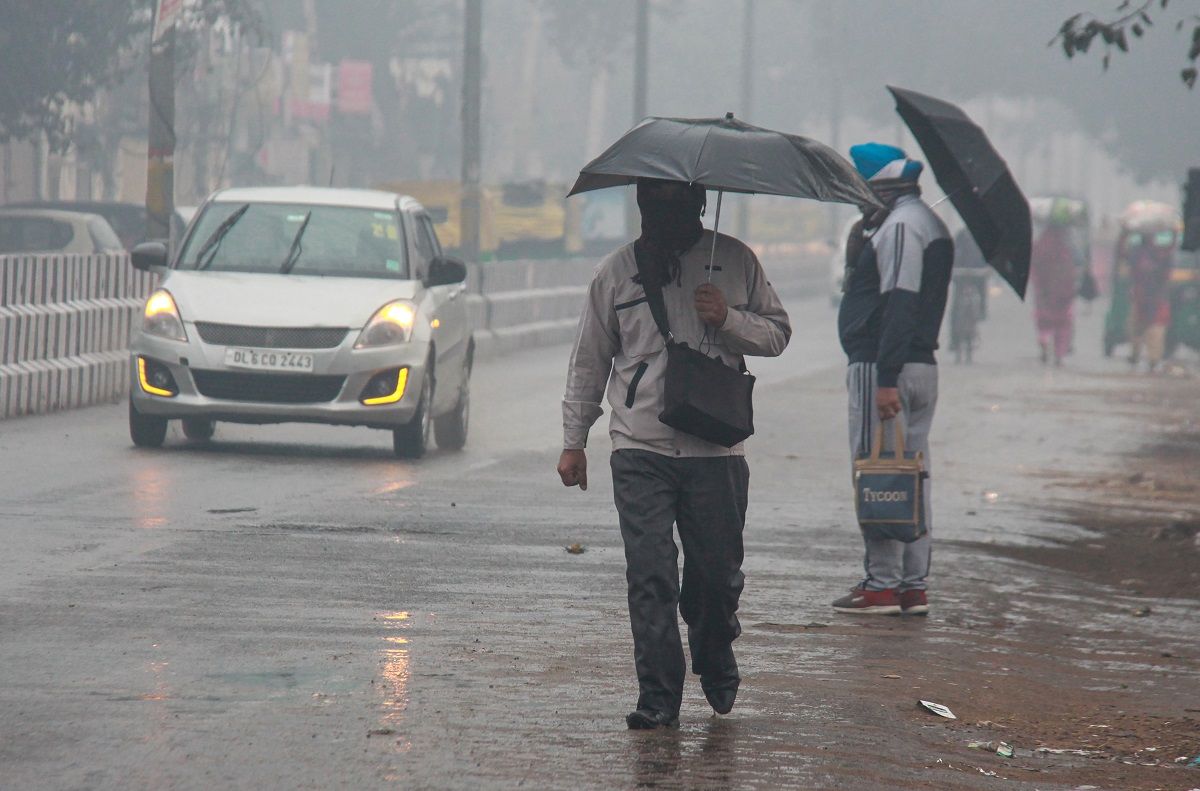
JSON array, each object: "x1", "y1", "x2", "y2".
[{"x1": 378, "y1": 180, "x2": 579, "y2": 260}]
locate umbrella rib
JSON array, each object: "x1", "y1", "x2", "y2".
[{"x1": 691, "y1": 124, "x2": 716, "y2": 187}]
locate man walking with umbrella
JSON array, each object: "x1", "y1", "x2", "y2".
[
  {"x1": 833, "y1": 143, "x2": 954, "y2": 616},
  {"x1": 557, "y1": 177, "x2": 791, "y2": 728}
]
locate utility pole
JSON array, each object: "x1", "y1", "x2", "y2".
[
  {"x1": 825, "y1": 1, "x2": 843, "y2": 244},
  {"x1": 628, "y1": 0, "x2": 649, "y2": 237},
  {"x1": 146, "y1": 0, "x2": 178, "y2": 243},
  {"x1": 735, "y1": 0, "x2": 754, "y2": 240},
  {"x1": 461, "y1": 0, "x2": 483, "y2": 262}
]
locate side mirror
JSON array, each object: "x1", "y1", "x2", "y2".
[
  {"x1": 426, "y1": 206, "x2": 450, "y2": 225},
  {"x1": 131, "y1": 240, "x2": 169, "y2": 272},
  {"x1": 428, "y1": 255, "x2": 467, "y2": 286}
]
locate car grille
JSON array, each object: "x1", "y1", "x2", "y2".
[
  {"x1": 191, "y1": 370, "x2": 346, "y2": 403},
  {"x1": 194, "y1": 322, "x2": 349, "y2": 349}
]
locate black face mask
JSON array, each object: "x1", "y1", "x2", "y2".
[{"x1": 635, "y1": 180, "x2": 705, "y2": 286}]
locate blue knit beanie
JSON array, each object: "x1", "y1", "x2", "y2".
[{"x1": 850, "y1": 142, "x2": 923, "y2": 182}]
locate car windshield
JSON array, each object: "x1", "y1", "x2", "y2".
[{"x1": 176, "y1": 202, "x2": 408, "y2": 278}]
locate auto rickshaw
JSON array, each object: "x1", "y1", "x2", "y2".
[
  {"x1": 1171, "y1": 168, "x2": 1200, "y2": 355},
  {"x1": 1166, "y1": 247, "x2": 1200, "y2": 356},
  {"x1": 1102, "y1": 201, "x2": 1182, "y2": 358}
]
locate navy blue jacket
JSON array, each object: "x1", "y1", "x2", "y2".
[{"x1": 837, "y1": 194, "x2": 954, "y2": 387}]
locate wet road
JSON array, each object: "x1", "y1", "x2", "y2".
[{"x1": 1, "y1": 284, "x2": 1198, "y2": 790}]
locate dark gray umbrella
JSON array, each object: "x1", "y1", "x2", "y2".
[
  {"x1": 567, "y1": 113, "x2": 879, "y2": 278},
  {"x1": 567, "y1": 113, "x2": 879, "y2": 207},
  {"x1": 888, "y1": 86, "x2": 1031, "y2": 298}
]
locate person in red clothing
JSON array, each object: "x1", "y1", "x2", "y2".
[
  {"x1": 1125, "y1": 226, "x2": 1177, "y2": 371},
  {"x1": 1029, "y1": 197, "x2": 1092, "y2": 366},
  {"x1": 1030, "y1": 223, "x2": 1079, "y2": 366}
]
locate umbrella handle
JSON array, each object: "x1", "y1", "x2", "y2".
[
  {"x1": 708, "y1": 190, "x2": 723, "y2": 283},
  {"x1": 929, "y1": 186, "x2": 966, "y2": 209}
]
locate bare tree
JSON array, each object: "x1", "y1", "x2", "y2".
[{"x1": 0, "y1": 0, "x2": 260, "y2": 149}]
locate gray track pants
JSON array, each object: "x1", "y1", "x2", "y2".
[
  {"x1": 610, "y1": 449, "x2": 749, "y2": 716},
  {"x1": 847, "y1": 362, "x2": 938, "y2": 591}
]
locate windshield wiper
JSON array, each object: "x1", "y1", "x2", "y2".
[
  {"x1": 194, "y1": 203, "x2": 250, "y2": 271},
  {"x1": 279, "y1": 211, "x2": 313, "y2": 274}
]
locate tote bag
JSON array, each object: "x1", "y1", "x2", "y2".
[{"x1": 853, "y1": 421, "x2": 926, "y2": 542}]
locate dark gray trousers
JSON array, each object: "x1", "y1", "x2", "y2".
[{"x1": 610, "y1": 449, "x2": 750, "y2": 716}]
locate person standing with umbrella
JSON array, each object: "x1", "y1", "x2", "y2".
[
  {"x1": 830, "y1": 89, "x2": 1030, "y2": 616},
  {"x1": 833, "y1": 143, "x2": 954, "y2": 616}
]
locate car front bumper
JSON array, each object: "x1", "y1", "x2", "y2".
[{"x1": 129, "y1": 326, "x2": 428, "y2": 430}]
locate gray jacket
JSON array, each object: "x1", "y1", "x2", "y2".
[{"x1": 563, "y1": 230, "x2": 791, "y2": 457}]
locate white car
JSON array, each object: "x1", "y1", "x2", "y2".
[
  {"x1": 0, "y1": 208, "x2": 124, "y2": 254},
  {"x1": 127, "y1": 186, "x2": 472, "y2": 458}
]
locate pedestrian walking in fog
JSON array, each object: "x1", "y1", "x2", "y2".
[
  {"x1": 557, "y1": 177, "x2": 790, "y2": 728},
  {"x1": 1029, "y1": 198, "x2": 1091, "y2": 366},
  {"x1": 948, "y1": 227, "x2": 990, "y2": 364},
  {"x1": 1030, "y1": 221, "x2": 1080, "y2": 366},
  {"x1": 833, "y1": 143, "x2": 953, "y2": 616}
]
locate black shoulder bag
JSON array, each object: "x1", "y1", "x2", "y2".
[{"x1": 635, "y1": 247, "x2": 756, "y2": 448}]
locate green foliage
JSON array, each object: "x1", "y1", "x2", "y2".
[
  {"x1": 1053, "y1": 0, "x2": 1200, "y2": 89},
  {"x1": 0, "y1": 0, "x2": 259, "y2": 149}
]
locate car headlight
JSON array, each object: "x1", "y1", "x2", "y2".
[
  {"x1": 355, "y1": 301, "x2": 417, "y2": 348},
  {"x1": 143, "y1": 289, "x2": 187, "y2": 342}
]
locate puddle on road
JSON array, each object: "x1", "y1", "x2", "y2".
[
  {"x1": 254, "y1": 522, "x2": 378, "y2": 534},
  {"x1": 623, "y1": 719, "x2": 821, "y2": 789},
  {"x1": 197, "y1": 668, "x2": 359, "y2": 700}
]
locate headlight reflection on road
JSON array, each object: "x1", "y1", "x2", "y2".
[
  {"x1": 132, "y1": 463, "x2": 170, "y2": 529},
  {"x1": 371, "y1": 479, "x2": 414, "y2": 496},
  {"x1": 376, "y1": 610, "x2": 412, "y2": 743}
]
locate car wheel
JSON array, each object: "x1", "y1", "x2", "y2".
[
  {"x1": 434, "y1": 360, "x2": 471, "y2": 451},
  {"x1": 182, "y1": 418, "x2": 216, "y2": 441},
  {"x1": 393, "y1": 369, "x2": 433, "y2": 459},
  {"x1": 129, "y1": 399, "x2": 168, "y2": 448}
]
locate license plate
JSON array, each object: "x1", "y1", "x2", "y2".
[{"x1": 223, "y1": 347, "x2": 315, "y2": 372}]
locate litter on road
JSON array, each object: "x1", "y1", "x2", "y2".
[{"x1": 919, "y1": 700, "x2": 957, "y2": 719}]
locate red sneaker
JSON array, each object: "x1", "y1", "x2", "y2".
[
  {"x1": 900, "y1": 589, "x2": 929, "y2": 616},
  {"x1": 831, "y1": 586, "x2": 901, "y2": 615}
]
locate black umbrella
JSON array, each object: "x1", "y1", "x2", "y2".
[
  {"x1": 888, "y1": 86, "x2": 1031, "y2": 299},
  {"x1": 567, "y1": 113, "x2": 880, "y2": 276},
  {"x1": 568, "y1": 113, "x2": 878, "y2": 205}
]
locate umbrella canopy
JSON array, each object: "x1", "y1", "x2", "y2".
[
  {"x1": 567, "y1": 114, "x2": 880, "y2": 209},
  {"x1": 888, "y1": 86, "x2": 1031, "y2": 299}
]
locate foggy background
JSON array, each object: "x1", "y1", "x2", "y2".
[{"x1": 1, "y1": 0, "x2": 1195, "y2": 246}]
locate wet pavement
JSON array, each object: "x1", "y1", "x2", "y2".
[{"x1": 1, "y1": 286, "x2": 1198, "y2": 790}]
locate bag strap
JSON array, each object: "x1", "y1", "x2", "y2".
[
  {"x1": 633, "y1": 240, "x2": 674, "y2": 343},
  {"x1": 870, "y1": 422, "x2": 884, "y2": 461},
  {"x1": 871, "y1": 419, "x2": 908, "y2": 458}
]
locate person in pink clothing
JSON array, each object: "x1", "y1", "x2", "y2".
[{"x1": 1030, "y1": 222, "x2": 1080, "y2": 365}]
